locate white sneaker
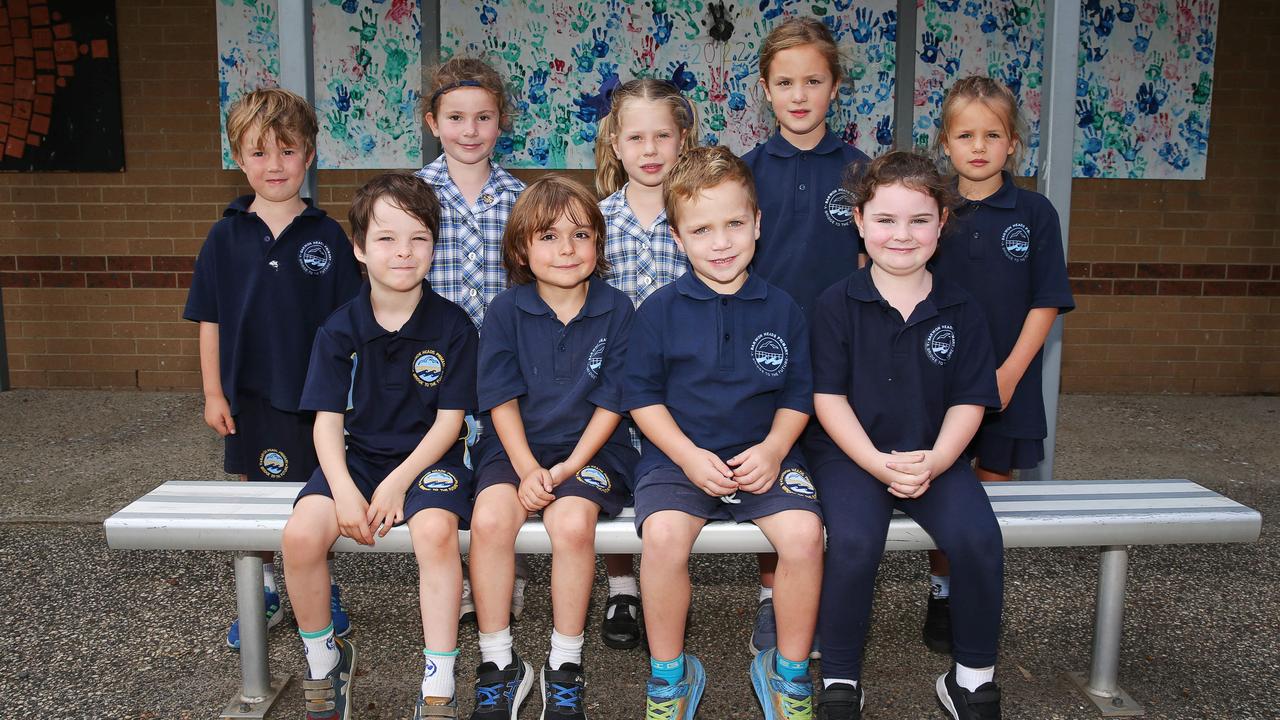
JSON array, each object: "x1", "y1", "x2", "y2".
[
  {"x1": 511, "y1": 577, "x2": 527, "y2": 621},
  {"x1": 460, "y1": 576, "x2": 476, "y2": 624}
]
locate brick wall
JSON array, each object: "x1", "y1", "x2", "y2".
[{"x1": 0, "y1": 0, "x2": 1276, "y2": 392}]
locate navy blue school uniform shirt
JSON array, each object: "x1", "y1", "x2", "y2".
[
  {"x1": 933, "y1": 172, "x2": 1075, "y2": 439},
  {"x1": 299, "y1": 279, "x2": 478, "y2": 465},
  {"x1": 477, "y1": 277, "x2": 634, "y2": 449},
  {"x1": 183, "y1": 195, "x2": 362, "y2": 415},
  {"x1": 623, "y1": 271, "x2": 813, "y2": 477},
  {"x1": 809, "y1": 267, "x2": 1000, "y2": 465},
  {"x1": 742, "y1": 129, "x2": 870, "y2": 317}
]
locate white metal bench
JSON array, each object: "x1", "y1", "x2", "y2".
[{"x1": 105, "y1": 478, "x2": 1261, "y2": 718}]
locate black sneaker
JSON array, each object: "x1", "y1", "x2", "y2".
[
  {"x1": 302, "y1": 636, "x2": 356, "y2": 720},
  {"x1": 540, "y1": 662, "x2": 587, "y2": 719},
  {"x1": 936, "y1": 667, "x2": 1001, "y2": 720},
  {"x1": 923, "y1": 594, "x2": 952, "y2": 654},
  {"x1": 600, "y1": 593, "x2": 642, "y2": 650},
  {"x1": 816, "y1": 681, "x2": 863, "y2": 720},
  {"x1": 469, "y1": 651, "x2": 533, "y2": 719}
]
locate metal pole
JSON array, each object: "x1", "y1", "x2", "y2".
[
  {"x1": 1066, "y1": 545, "x2": 1144, "y2": 716},
  {"x1": 421, "y1": 0, "x2": 441, "y2": 163},
  {"x1": 278, "y1": 0, "x2": 317, "y2": 199},
  {"x1": 221, "y1": 553, "x2": 289, "y2": 719},
  {"x1": 893, "y1": 0, "x2": 917, "y2": 149},
  {"x1": 1023, "y1": 0, "x2": 1079, "y2": 482}
]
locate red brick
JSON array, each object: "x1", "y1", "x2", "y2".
[
  {"x1": 1114, "y1": 280, "x2": 1158, "y2": 296},
  {"x1": 131, "y1": 272, "x2": 177, "y2": 289},
  {"x1": 107, "y1": 256, "x2": 151, "y2": 271},
  {"x1": 1228, "y1": 264, "x2": 1271, "y2": 279},
  {"x1": 1092, "y1": 262, "x2": 1136, "y2": 279},
  {"x1": 1249, "y1": 281, "x2": 1280, "y2": 296},
  {"x1": 0, "y1": 271, "x2": 39, "y2": 287},
  {"x1": 39, "y1": 272, "x2": 85, "y2": 288},
  {"x1": 1202, "y1": 281, "x2": 1250, "y2": 297},
  {"x1": 1159, "y1": 281, "x2": 1204, "y2": 296},
  {"x1": 1137, "y1": 263, "x2": 1181, "y2": 279},
  {"x1": 61, "y1": 255, "x2": 105, "y2": 272},
  {"x1": 17, "y1": 255, "x2": 59, "y2": 270},
  {"x1": 1071, "y1": 279, "x2": 1113, "y2": 295},
  {"x1": 152, "y1": 255, "x2": 194, "y2": 272},
  {"x1": 1181, "y1": 263, "x2": 1227, "y2": 279},
  {"x1": 0, "y1": 256, "x2": 13, "y2": 270},
  {"x1": 86, "y1": 272, "x2": 132, "y2": 289}
]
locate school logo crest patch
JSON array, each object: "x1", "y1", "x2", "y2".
[
  {"x1": 298, "y1": 240, "x2": 333, "y2": 275},
  {"x1": 412, "y1": 349, "x2": 445, "y2": 387},
  {"x1": 824, "y1": 188, "x2": 855, "y2": 227},
  {"x1": 1000, "y1": 223, "x2": 1031, "y2": 262},
  {"x1": 258, "y1": 449, "x2": 288, "y2": 478},
  {"x1": 586, "y1": 337, "x2": 607, "y2": 379},
  {"x1": 924, "y1": 324, "x2": 957, "y2": 366},
  {"x1": 577, "y1": 465, "x2": 612, "y2": 492},
  {"x1": 750, "y1": 332, "x2": 788, "y2": 377},
  {"x1": 779, "y1": 468, "x2": 817, "y2": 500},
  {"x1": 418, "y1": 469, "x2": 458, "y2": 492}
]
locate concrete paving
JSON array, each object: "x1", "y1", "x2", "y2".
[{"x1": 0, "y1": 390, "x2": 1275, "y2": 719}]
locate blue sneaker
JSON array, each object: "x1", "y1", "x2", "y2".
[
  {"x1": 225, "y1": 587, "x2": 284, "y2": 650},
  {"x1": 303, "y1": 636, "x2": 356, "y2": 720},
  {"x1": 330, "y1": 584, "x2": 351, "y2": 638},
  {"x1": 644, "y1": 654, "x2": 705, "y2": 720},
  {"x1": 751, "y1": 648, "x2": 814, "y2": 720},
  {"x1": 468, "y1": 650, "x2": 533, "y2": 719},
  {"x1": 750, "y1": 598, "x2": 776, "y2": 655}
]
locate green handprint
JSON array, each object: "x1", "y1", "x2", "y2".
[
  {"x1": 326, "y1": 109, "x2": 349, "y2": 140},
  {"x1": 383, "y1": 39, "x2": 410, "y2": 83},
  {"x1": 350, "y1": 7, "x2": 377, "y2": 43}
]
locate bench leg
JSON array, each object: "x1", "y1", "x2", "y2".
[
  {"x1": 1065, "y1": 545, "x2": 1145, "y2": 716},
  {"x1": 221, "y1": 553, "x2": 290, "y2": 719}
]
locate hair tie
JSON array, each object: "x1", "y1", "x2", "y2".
[
  {"x1": 430, "y1": 79, "x2": 483, "y2": 105},
  {"x1": 658, "y1": 79, "x2": 695, "y2": 127}
]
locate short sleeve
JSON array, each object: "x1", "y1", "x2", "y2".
[
  {"x1": 810, "y1": 284, "x2": 852, "y2": 396},
  {"x1": 1028, "y1": 196, "x2": 1075, "y2": 313},
  {"x1": 475, "y1": 294, "x2": 526, "y2": 412},
  {"x1": 622, "y1": 302, "x2": 668, "y2": 411},
  {"x1": 438, "y1": 311, "x2": 479, "y2": 412},
  {"x1": 947, "y1": 301, "x2": 1001, "y2": 410},
  {"x1": 776, "y1": 302, "x2": 813, "y2": 414},
  {"x1": 183, "y1": 228, "x2": 219, "y2": 323},
  {"x1": 299, "y1": 326, "x2": 354, "y2": 413},
  {"x1": 587, "y1": 298, "x2": 634, "y2": 414}
]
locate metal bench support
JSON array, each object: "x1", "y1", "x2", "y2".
[
  {"x1": 221, "y1": 553, "x2": 289, "y2": 719},
  {"x1": 1066, "y1": 545, "x2": 1144, "y2": 716}
]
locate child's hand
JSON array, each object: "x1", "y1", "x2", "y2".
[
  {"x1": 679, "y1": 448, "x2": 738, "y2": 498},
  {"x1": 882, "y1": 450, "x2": 937, "y2": 499},
  {"x1": 519, "y1": 467, "x2": 555, "y2": 512},
  {"x1": 727, "y1": 443, "x2": 783, "y2": 494},
  {"x1": 547, "y1": 462, "x2": 571, "y2": 489},
  {"x1": 203, "y1": 394, "x2": 235, "y2": 437},
  {"x1": 995, "y1": 365, "x2": 1018, "y2": 411},
  {"x1": 366, "y1": 480, "x2": 406, "y2": 538},
  {"x1": 333, "y1": 487, "x2": 374, "y2": 546}
]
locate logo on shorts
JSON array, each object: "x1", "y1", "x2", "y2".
[
  {"x1": 576, "y1": 465, "x2": 612, "y2": 492},
  {"x1": 779, "y1": 468, "x2": 817, "y2": 500},
  {"x1": 750, "y1": 332, "x2": 788, "y2": 377},
  {"x1": 824, "y1": 188, "x2": 855, "y2": 227},
  {"x1": 298, "y1": 240, "x2": 333, "y2": 275},
  {"x1": 924, "y1": 324, "x2": 956, "y2": 366},
  {"x1": 417, "y1": 469, "x2": 458, "y2": 492},
  {"x1": 258, "y1": 449, "x2": 288, "y2": 478},
  {"x1": 413, "y1": 349, "x2": 445, "y2": 387},
  {"x1": 586, "y1": 337, "x2": 607, "y2": 379},
  {"x1": 1000, "y1": 223, "x2": 1031, "y2": 262}
]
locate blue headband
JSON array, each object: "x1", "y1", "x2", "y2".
[{"x1": 430, "y1": 79, "x2": 484, "y2": 105}]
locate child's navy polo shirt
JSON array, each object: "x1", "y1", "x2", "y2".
[
  {"x1": 183, "y1": 195, "x2": 361, "y2": 414},
  {"x1": 933, "y1": 172, "x2": 1075, "y2": 439},
  {"x1": 476, "y1": 276, "x2": 634, "y2": 449},
  {"x1": 623, "y1": 271, "x2": 813, "y2": 477},
  {"x1": 742, "y1": 129, "x2": 870, "y2": 317},
  {"x1": 810, "y1": 267, "x2": 1000, "y2": 464},
  {"x1": 299, "y1": 280, "x2": 478, "y2": 465}
]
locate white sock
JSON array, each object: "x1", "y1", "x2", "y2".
[
  {"x1": 548, "y1": 629, "x2": 585, "y2": 669},
  {"x1": 478, "y1": 626, "x2": 514, "y2": 668},
  {"x1": 955, "y1": 664, "x2": 995, "y2": 691},
  {"x1": 300, "y1": 626, "x2": 339, "y2": 679},
  {"x1": 421, "y1": 649, "x2": 458, "y2": 699},
  {"x1": 262, "y1": 563, "x2": 278, "y2": 594},
  {"x1": 759, "y1": 585, "x2": 774, "y2": 603},
  {"x1": 607, "y1": 574, "x2": 639, "y2": 598},
  {"x1": 824, "y1": 678, "x2": 857, "y2": 689},
  {"x1": 930, "y1": 574, "x2": 951, "y2": 599}
]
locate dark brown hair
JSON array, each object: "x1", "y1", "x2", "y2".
[
  {"x1": 934, "y1": 75, "x2": 1025, "y2": 170},
  {"x1": 759, "y1": 17, "x2": 842, "y2": 84},
  {"x1": 502, "y1": 175, "x2": 609, "y2": 286},
  {"x1": 426, "y1": 57, "x2": 513, "y2": 132},
  {"x1": 348, "y1": 172, "x2": 441, "y2": 251},
  {"x1": 662, "y1": 145, "x2": 758, "y2": 231},
  {"x1": 847, "y1": 151, "x2": 958, "y2": 219},
  {"x1": 226, "y1": 87, "x2": 319, "y2": 160}
]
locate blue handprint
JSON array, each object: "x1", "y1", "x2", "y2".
[
  {"x1": 1136, "y1": 82, "x2": 1166, "y2": 115},
  {"x1": 1076, "y1": 98, "x2": 1096, "y2": 129},
  {"x1": 980, "y1": 13, "x2": 998, "y2": 34},
  {"x1": 852, "y1": 7, "x2": 878, "y2": 44},
  {"x1": 874, "y1": 71, "x2": 892, "y2": 101},
  {"x1": 342, "y1": 0, "x2": 358, "y2": 13},
  {"x1": 667, "y1": 61, "x2": 696, "y2": 91},
  {"x1": 919, "y1": 31, "x2": 940, "y2": 64},
  {"x1": 1081, "y1": 126, "x2": 1103, "y2": 155},
  {"x1": 528, "y1": 68, "x2": 550, "y2": 106},
  {"x1": 880, "y1": 9, "x2": 896, "y2": 41},
  {"x1": 856, "y1": 97, "x2": 874, "y2": 115},
  {"x1": 1092, "y1": 6, "x2": 1115, "y2": 37},
  {"x1": 963, "y1": 0, "x2": 981, "y2": 19},
  {"x1": 573, "y1": 41, "x2": 595, "y2": 73},
  {"x1": 478, "y1": 4, "x2": 497, "y2": 25},
  {"x1": 1180, "y1": 113, "x2": 1208, "y2": 153},
  {"x1": 592, "y1": 28, "x2": 611, "y2": 59},
  {"x1": 653, "y1": 12, "x2": 673, "y2": 45},
  {"x1": 1076, "y1": 76, "x2": 1091, "y2": 98},
  {"x1": 1117, "y1": 0, "x2": 1135, "y2": 23},
  {"x1": 1132, "y1": 24, "x2": 1151, "y2": 53},
  {"x1": 1157, "y1": 142, "x2": 1189, "y2": 171},
  {"x1": 333, "y1": 84, "x2": 351, "y2": 113},
  {"x1": 1196, "y1": 29, "x2": 1214, "y2": 64},
  {"x1": 727, "y1": 75, "x2": 747, "y2": 112},
  {"x1": 943, "y1": 43, "x2": 964, "y2": 76},
  {"x1": 937, "y1": 0, "x2": 959, "y2": 11},
  {"x1": 529, "y1": 137, "x2": 550, "y2": 166},
  {"x1": 1081, "y1": 33, "x2": 1108, "y2": 62},
  {"x1": 1117, "y1": 136, "x2": 1142, "y2": 163},
  {"x1": 875, "y1": 115, "x2": 893, "y2": 147},
  {"x1": 577, "y1": 124, "x2": 598, "y2": 145}
]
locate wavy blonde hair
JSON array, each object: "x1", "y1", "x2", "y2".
[{"x1": 593, "y1": 79, "x2": 699, "y2": 198}]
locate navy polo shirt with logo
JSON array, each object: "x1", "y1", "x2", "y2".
[
  {"x1": 183, "y1": 195, "x2": 362, "y2": 415},
  {"x1": 623, "y1": 271, "x2": 813, "y2": 478},
  {"x1": 476, "y1": 277, "x2": 634, "y2": 451},
  {"x1": 809, "y1": 267, "x2": 1000, "y2": 466},
  {"x1": 933, "y1": 172, "x2": 1075, "y2": 439},
  {"x1": 742, "y1": 129, "x2": 870, "y2": 317},
  {"x1": 299, "y1": 280, "x2": 478, "y2": 466}
]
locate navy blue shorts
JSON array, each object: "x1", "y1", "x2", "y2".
[
  {"x1": 632, "y1": 450, "x2": 821, "y2": 533},
  {"x1": 296, "y1": 450, "x2": 473, "y2": 528},
  {"x1": 968, "y1": 424, "x2": 1045, "y2": 474},
  {"x1": 472, "y1": 437, "x2": 636, "y2": 519},
  {"x1": 224, "y1": 395, "x2": 317, "y2": 481}
]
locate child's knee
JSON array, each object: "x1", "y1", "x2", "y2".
[
  {"x1": 547, "y1": 507, "x2": 597, "y2": 550},
  {"x1": 282, "y1": 501, "x2": 335, "y2": 560},
  {"x1": 469, "y1": 502, "x2": 524, "y2": 544},
  {"x1": 409, "y1": 511, "x2": 459, "y2": 556},
  {"x1": 641, "y1": 514, "x2": 696, "y2": 563},
  {"x1": 775, "y1": 513, "x2": 825, "y2": 561}
]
